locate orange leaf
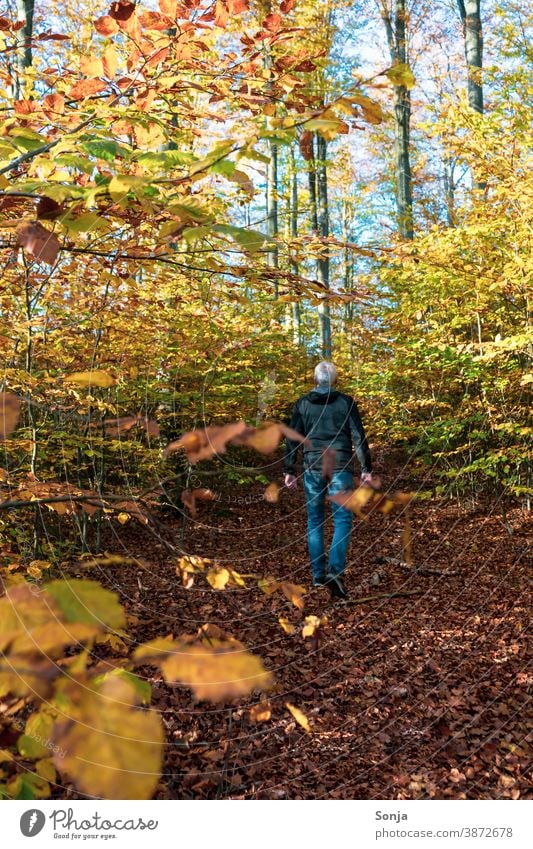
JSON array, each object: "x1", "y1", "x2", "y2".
[
  {"x1": 94, "y1": 15, "x2": 119, "y2": 36},
  {"x1": 14, "y1": 100, "x2": 36, "y2": 115},
  {"x1": 43, "y1": 93, "x2": 65, "y2": 117},
  {"x1": 80, "y1": 56, "x2": 104, "y2": 77},
  {"x1": 0, "y1": 393, "x2": 20, "y2": 441},
  {"x1": 68, "y1": 78, "x2": 107, "y2": 100},
  {"x1": 264, "y1": 482, "x2": 280, "y2": 503},
  {"x1": 16, "y1": 221, "x2": 60, "y2": 266},
  {"x1": 280, "y1": 0, "x2": 294, "y2": 12},
  {"x1": 214, "y1": 0, "x2": 229, "y2": 28},
  {"x1": 328, "y1": 486, "x2": 374, "y2": 519},
  {"x1": 249, "y1": 699, "x2": 271, "y2": 722},
  {"x1": 281, "y1": 581, "x2": 306, "y2": 610},
  {"x1": 159, "y1": 0, "x2": 177, "y2": 14},
  {"x1": 164, "y1": 421, "x2": 250, "y2": 462},
  {"x1": 263, "y1": 12, "x2": 281, "y2": 32},
  {"x1": 138, "y1": 10, "x2": 172, "y2": 30},
  {"x1": 103, "y1": 44, "x2": 118, "y2": 77}
]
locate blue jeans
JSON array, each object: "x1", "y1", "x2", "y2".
[{"x1": 303, "y1": 470, "x2": 353, "y2": 581}]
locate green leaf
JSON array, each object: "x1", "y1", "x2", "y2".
[
  {"x1": 385, "y1": 63, "x2": 415, "y2": 90},
  {"x1": 17, "y1": 712, "x2": 54, "y2": 759},
  {"x1": 108, "y1": 174, "x2": 147, "y2": 203},
  {"x1": 60, "y1": 212, "x2": 111, "y2": 233},
  {"x1": 82, "y1": 139, "x2": 119, "y2": 162},
  {"x1": 213, "y1": 224, "x2": 268, "y2": 253},
  {"x1": 93, "y1": 669, "x2": 152, "y2": 705},
  {"x1": 45, "y1": 579, "x2": 126, "y2": 630}
]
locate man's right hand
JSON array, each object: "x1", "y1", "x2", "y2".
[{"x1": 284, "y1": 473, "x2": 297, "y2": 491}]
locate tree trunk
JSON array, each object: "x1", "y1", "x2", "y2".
[
  {"x1": 381, "y1": 0, "x2": 414, "y2": 239},
  {"x1": 288, "y1": 145, "x2": 301, "y2": 345},
  {"x1": 457, "y1": 0, "x2": 483, "y2": 114},
  {"x1": 14, "y1": 0, "x2": 35, "y2": 99},
  {"x1": 266, "y1": 138, "x2": 279, "y2": 285},
  {"x1": 315, "y1": 134, "x2": 332, "y2": 358}
]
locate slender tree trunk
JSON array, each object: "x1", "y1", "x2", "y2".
[
  {"x1": 14, "y1": 0, "x2": 34, "y2": 99},
  {"x1": 457, "y1": 0, "x2": 483, "y2": 114},
  {"x1": 315, "y1": 133, "x2": 331, "y2": 358},
  {"x1": 457, "y1": 0, "x2": 484, "y2": 191},
  {"x1": 380, "y1": 0, "x2": 414, "y2": 239},
  {"x1": 307, "y1": 134, "x2": 318, "y2": 232},
  {"x1": 266, "y1": 139, "x2": 279, "y2": 282},
  {"x1": 443, "y1": 156, "x2": 457, "y2": 226},
  {"x1": 288, "y1": 145, "x2": 301, "y2": 345}
]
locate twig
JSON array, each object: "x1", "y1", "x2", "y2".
[{"x1": 347, "y1": 589, "x2": 423, "y2": 604}]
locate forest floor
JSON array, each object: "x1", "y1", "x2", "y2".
[{"x1": 73, "y1": 452, "x2": 531, "y2": 800}]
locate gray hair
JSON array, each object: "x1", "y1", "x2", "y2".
[{"x1": 314, "y1": 361, "x2": 337, "y2": 386}]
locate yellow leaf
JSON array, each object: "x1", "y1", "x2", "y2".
[
  {"x1": 385, "y1": 63, "x2": 415, "y2": 90},
  {"x1": 258, "y1": 577, "x2": 279, "y2": 595},
  {"x1": 134, "y1": 638, "x2": 272, "y2": 702},
  {"x1": 285, "y1": 702, "x2": 311, "y2": 732},
  {"x1": 35, "y1": 758, "x2": 57, "y2": 783},
  {"x1": 66, "y1": 370, "x2": 115, "y2": 388},
  {"x1": 278, "y1": 617, "x2": 295, "y2": 635},
  {"x1": 206, "y1": 567, "x2": 230, "y2": 589},
  {"x1": 0, "y1": 749, "x2": 14, "y2": 763},
  {"x1": 108, "y1": 174, "x2": 146, "y2": 203},
  {"x1": 80, "y1": 56, "x2": 104, "y2": 77},
  {"x1": 249, "y1": 700, "x2": 272, "y2": 722},
  {"x1": 103, "y1": 43, "x2": 118, "y2": 78},
  {"x1": 302, "y1": 615, "x2": 322, "y2": 638},
  {"x1": 52, "y1": 677, "x2": 163, "y2": 800},
  {"x1": 117, "y1": 511, "x2": 130, "y2": 524}
]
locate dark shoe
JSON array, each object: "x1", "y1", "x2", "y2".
[
  {"x1": 326, "y1": 575, "x2": 348, "y2": 600},
  {"x1": 312, "y1": 576, "x2": 327, "y2": 587}
]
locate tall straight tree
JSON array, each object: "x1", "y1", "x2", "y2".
[
  {"x1": 315, "y1": 133, "x2": 332, "y2": 357},
  {"x1": 457, "y1": 0, "x2": 483, "y2": 114},
  {"x1": 378, "y1": 0, "x2": 414, "y2": 239},
  {"x1": 13, "y1": 0, "x2": 35, "y2": 98}
]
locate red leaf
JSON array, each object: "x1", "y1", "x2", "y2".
[
  {"x1": 321, "y1": 448, "x2": 336, "y2": 482},
  {"x1": 263, "y1": 12, "x2": 281, "y2": 32},
  {"x1": 109, "y1": 1, "x2": 136, "y2": 21},
  {"x1": 16, "y1": 221, "x2": 60, "y2": 266},
  {"x1": 299, "y1": 129, "x2": 313, "y2": 161},
  {"x1": 280, "y1": 0, "x2": 295, "y2": 12},
  {"x1": 37, "y1": 197, "x2": 63, "y2": 220}
]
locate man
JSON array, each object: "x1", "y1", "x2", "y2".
[{"x1": 284, "y1": 361, "x2": 374, "y2": 600}]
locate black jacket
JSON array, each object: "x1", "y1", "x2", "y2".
[{"x1": 284, "y1": 389, "x2": 372, "y2": 476}]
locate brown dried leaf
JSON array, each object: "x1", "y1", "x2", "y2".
[
  {"x1": 0, "y1": 393, "x2": 20, "y2": 440},
  {"x1": 281, "y1": 581, "x2": 306, "y2": 610},
  {"x1": 17, "y1": 221, "x2": 60, "y2": 265}
]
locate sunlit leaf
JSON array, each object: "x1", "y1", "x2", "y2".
[{"x1": 286, "y1": 702, "x2": 311, "y2": 732}]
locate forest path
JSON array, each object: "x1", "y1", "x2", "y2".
[{"x1": 92, "y1": 457, "x2": 531, "y2": 800}]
